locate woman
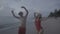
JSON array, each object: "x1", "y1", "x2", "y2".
[
  {"x1": 11, "y1": 6, "x2": 29, "y2": 34},
  {"x1": 34, "y1": 12, "x2": 44, "y2": 34}
]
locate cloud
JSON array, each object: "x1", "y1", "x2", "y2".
[
  {"x1": 0, "y1": 6, "x2": 4, "y2": 10},
  {"x1": 0, "y1": 0, "x2": 21, "y2": 16},
  {"x1": 0, "y1": 0, "x2": 60, "y2": 17},
  {"x1": 30, "y1": 0, "x2": 60, "y2": 17}
]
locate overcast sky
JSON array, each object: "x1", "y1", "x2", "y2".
[{"x1": 0, "y1": 0, "x2": 60, "y2": 17}]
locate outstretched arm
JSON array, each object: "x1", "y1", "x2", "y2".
[
  {"x1": 21, "y1": 6, "x2": 29, "y2": 17},
  {"x1": 11, "y1": 10, "x2": 20, "y2": 19}
]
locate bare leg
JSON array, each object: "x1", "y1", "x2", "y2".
[
  {"x1": 40, "y1": 28, "x2": 44, "y2": 34},
  {"x1": 36, "y1": 31, "x2": 39, "y2": 34}
]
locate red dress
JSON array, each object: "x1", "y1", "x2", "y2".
[
  {"x1": 35, "y1": 18, "x2": 42, "y2": 32},
  {"x1": 18, "y1": 26, "x2": 26, "y2": 34}
]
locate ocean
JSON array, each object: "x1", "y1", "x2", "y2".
[{"x1": 0, "y1": 16, "x2": 60, "y2": 34}]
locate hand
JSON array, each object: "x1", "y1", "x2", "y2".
[
  {"x1": 11, "y1": 10, "x2": 14, "y2": 14},
  {"x1": 21, "y1": 6, "x2": 26, "y2": 8}
]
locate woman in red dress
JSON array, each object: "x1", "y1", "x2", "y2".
[
  {"x1": 11, "y1": 6, "x2": 29, "y2": 34},
  {"x1": 34, "y1": 12, "x2": 44, "y2": 34}
]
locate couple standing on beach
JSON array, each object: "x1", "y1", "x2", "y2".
[{"x1": 11, "y1": 6, "x2": 44, "y2": 34}]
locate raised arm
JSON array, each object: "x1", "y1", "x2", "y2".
[
  {"x1": 21, "y1": 6, "x2": 29, "y2": 17},
  {"x1": 11, "y1": 10, "x2": 20, "y2": 19},
  {"x1": 34, "y1": 12, "x2": 36, "y2": 18}
]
